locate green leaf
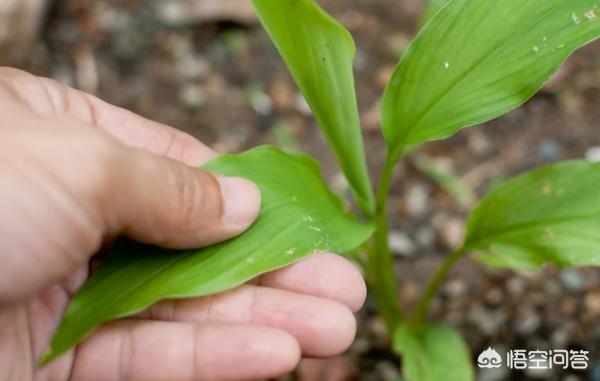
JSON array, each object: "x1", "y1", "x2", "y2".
[
  {"x1": 394, "y1": 323, "x2": 474, "y2": 381},
  {"x1": 252, "y1": 0, "x2": 375, "y2": 215},
  {"x1": 43, "y1": 146, "x2": 374, "y2": 364},
  {"x1": 382, "y1": 0, "x2": 600, "y2": 158},
  {"x1": 465, "y1": 160, "x2": 600, "y2": 269}
]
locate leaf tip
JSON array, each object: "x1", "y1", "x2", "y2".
[{"x1": 38, "y1": 346, "x2": 55, "y2": 368}]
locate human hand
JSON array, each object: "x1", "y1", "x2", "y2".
[{"x1": 0, "y1": 68, "x2": 366, "y2": 381}]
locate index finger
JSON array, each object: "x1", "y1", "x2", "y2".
[{"x1": 79, "y1": 93, "x2": 217, "y2": 166}]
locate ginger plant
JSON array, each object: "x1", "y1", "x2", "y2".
[{"x1": 45, "y1": 0, "x2": 600, "y2": 379}]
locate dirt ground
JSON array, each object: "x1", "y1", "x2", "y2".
[{"x1": 3, "y1": 0, "x2": 600, "y2": 380}]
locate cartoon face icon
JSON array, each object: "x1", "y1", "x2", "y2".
[{"x1": 478, "y1": 347, "x2": 502, "y2": 368}]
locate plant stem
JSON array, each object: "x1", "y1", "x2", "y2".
[
  {"x1": 367, "y1": 153, "x2": 402, "y2": 332},
  {"x1": 356, "y1": 196, "x2": 375, "y2": 223},
  {"x1": 410, "y1": 247, "x2": 465, "y2": 324}
]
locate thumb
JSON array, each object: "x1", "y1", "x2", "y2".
[
  {"x1": 104, "y1": 145, "x2": 261, "y2": 249},
  {"x1": 0, "y1": 121, "x2": 259, "y2": 305}
]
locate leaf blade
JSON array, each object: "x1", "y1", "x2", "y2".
[
  {"x1": 44, "y1": 146, "x2": 374, "y2": 364},
  {"x1": 465, "y1": 160, "x2": 600, "y2": 269},
  {"x1": 252, "y1": 0, "x2": 375, "y2": 214},
  {"x1": 382, "y1": 0, "x2": 600, "y2": 156},
  {"x1": 394, "y1": 323, "x2": 474, "y2": 381}
]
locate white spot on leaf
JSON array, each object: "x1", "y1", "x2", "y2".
[{"x1": 585, "y1": 9, "x2": 597, "y2": 21}]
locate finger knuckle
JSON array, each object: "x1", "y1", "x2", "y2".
[
  {"x1": 0, "y1": 68, "x2": 72, "y2": 118},
  {"x1": 162, "y1": 129, "x2": 200, "y2": 164},
  {"x1": 0, "y1": 67, "x2": 36, "y2": 100},
  {"x1": 167, "y1": 165, "x2": 212, "y2": 231},
  {"x1": 85, "y1": 135, "x2": 124, "y2": 203}
]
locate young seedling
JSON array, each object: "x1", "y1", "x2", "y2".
[{"x1": 44, "y1": 0, "x2": 600, "y2": 379}]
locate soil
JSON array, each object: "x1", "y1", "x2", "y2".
[{"x1": 4, "y1": 0, "x2": 600, "y2": 380}]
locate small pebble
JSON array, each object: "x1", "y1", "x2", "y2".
[
  {"x1": 468, "y1": 307, "x2": 504, "y2": 336},
  {"x1": 375, "y1": 361, "x2": 400, "y2": 381},
  {"x1": 538, "y1": 139, "x2": 561, "y2": 160},
  {"x1": 330, "y1": 172, "x2": 350, "y2": 195},
  {"x1": 551, "y1": 322, "x2": 576, "y2": 347},
  {"x1": 484, "y1": 287, "x2": 503, "y2": 306},
  {"x1": 513, "y1": 306, "x2": 541, "y2": 335},
  {"x1": 507, "y1": 276, "x2": 527, "y2": 296},
  {"x1": 435, "y1": 216, "x2": 465, "y2": 250},
  {"x1": 468, "y1": 130, "x2": 492, "y2": 155},
  {"x1": 444, "y1": 279, "x2": 469, "y2": 298},
  {"x1": 560, "y1": 297, "x2": 579, "y2": 316},
  {"x1": 350, "y1": 337, "x2": 370, "y2": 356},
  {"x1": 388, "y1": 231, "x2": 416, "y2": 257},
  {"x1": 247, "y1": 85, "x2": 273, "y2": 115},
  {"x1": 404, "y1": 184, "x2": 430, "y2": 217},
  {"x1": 589, "y1": 364, "x2": 600, "y2": 381},
  {"x1": 585, "y1": 146, "x2": 600, "y2": 162},
  {"x1": 401, "y1": 281, "x2": 421, "y2": 304},
  {"x1": 177, "y1": 55, "x2": 210, "y2": 79},
  {"x1": 525, "y1": 366, "x2": 552, "y2": 379},
  {"x1": 366, "y1": 317, "x2": 390, "y2": 348},
  {"x1": 415, "y1": 226, "x2": 435, "y2": 247},
  {"x1": 178, "y1": 84, "x2": 207, "y2": 108},
  {"x1": 559, "y1": 269, "x2": 586, "y2": 292},
  {"x1": 584, "y1": 291, "x2": 600, "y2": 316}
]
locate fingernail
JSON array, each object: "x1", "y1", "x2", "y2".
[{"x1": 218, "y1": 176, "x2": 261, "y2": 226}]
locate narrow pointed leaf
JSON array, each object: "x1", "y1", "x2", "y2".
[
  {"x1": 394, "y1": 323, "x2": 474, "y2": 381},
  {"x1": 252, "y1": 0, "x2": 375, "y2": 214},
  {"x1": 44, "y1": 146, "x2": 374, "y2": 364},
  {"x1": 465, "y1": 160, "x2": 600, "y2": 269},
  {"x1": 382, "y1": 0, "x2": 600, "y2": 158}
]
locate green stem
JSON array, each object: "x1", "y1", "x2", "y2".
[
  {"x1": 367, "y1": 153, "x2": 402, "y2": 332},
  {"x1": 410, "y1": 247, "x2": 465, "y2": 324},
  {"x1": 356, "y1": 195, "x2": 375, "y2": 223}
]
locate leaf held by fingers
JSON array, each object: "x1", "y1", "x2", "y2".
[{"x1": 43, "y1": 146, "x2": 374, "y2": 364}]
